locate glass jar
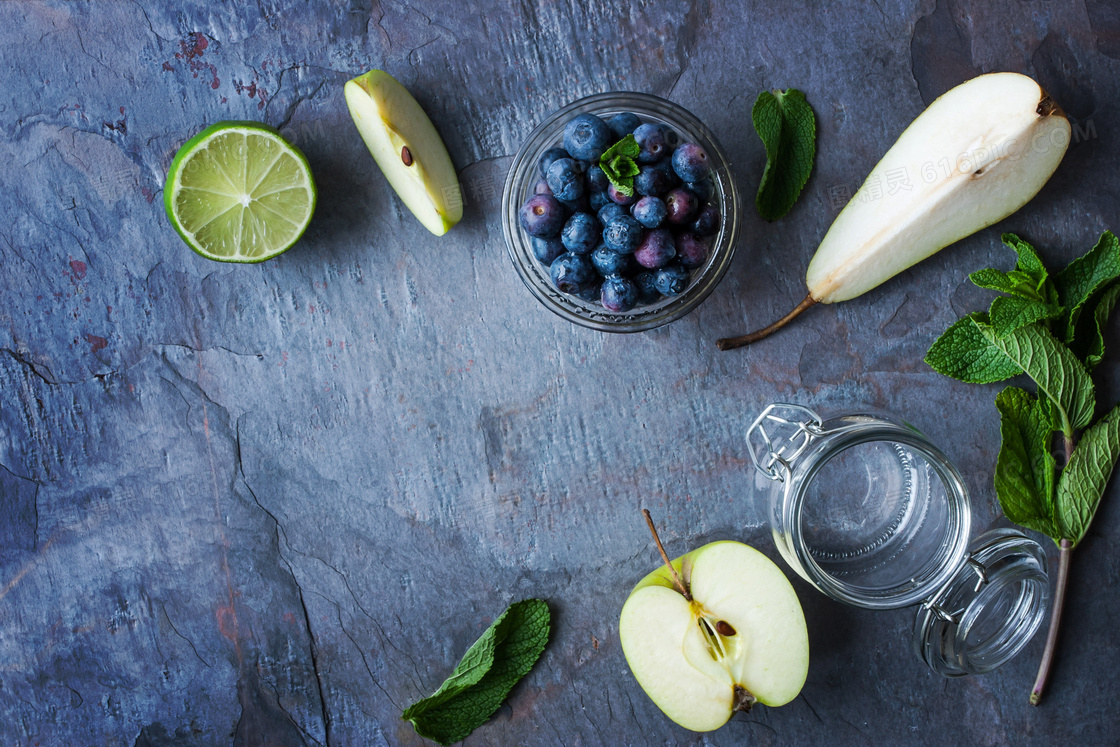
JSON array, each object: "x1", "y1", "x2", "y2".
[
  {"x1": 747, "y1": 403, "x2": 1050, "y2": 677},
  {"x1": 501, "y1": 92, "x2": 741, "y2": 332}
]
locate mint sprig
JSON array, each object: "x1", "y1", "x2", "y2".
[
  {"x1": 924, "y1": 231, "x2": 1120, "y2": 705},
  {"x1": 598, "y1": 134, "x2": 640, "y2": 197},
  {"x1": 752, "y1": 88, "x2": 816, "y2": 221},
  {"x1": 402, "y1": 599, "x2": 550, "y2": 745}
]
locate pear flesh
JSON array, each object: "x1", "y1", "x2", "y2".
[
  {"x1": 719, "y1": 72, "x2": 1069, "y2": 348},
  {"x1": 344, "y1": 70, "x2": 463, "y2": 236},
  {"x1": 619, "y1": 541, "x2": 809, "y2": 732}
]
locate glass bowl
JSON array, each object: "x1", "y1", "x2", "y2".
[{"x1": 502, "y1": 92, "x2": 741, "y2": 333}]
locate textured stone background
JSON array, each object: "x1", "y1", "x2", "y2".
[{"x1": 2, "y1": 0, "x2": 1119, "y2": 744}]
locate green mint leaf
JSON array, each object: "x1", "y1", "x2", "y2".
[
  {"x1": 1085, "y1": 283, "x2": 1120, "y2": 371},
  {"x1": 1001, "y1": 233, "x2": 1049, "y2": 286},
  {"x1": 1055, "y1": 230, "x2": 1120, "y2": 342},
  {"x1": 975, "y1": 321, "x2": 1096, "y2": 433},
  {"x1": 924, "y1": 312, "x2": 1023, "y2": 383},
  {"x1": 994, "y1": 387, "x2": 1059, "y2": 539},
  {"x1": 600, "y1": 133, "x2": 639, "y2": 162},
  {"x1": 969, "y1": 268, "x2": 1021, "y2": 295},
  {"x1": 1055, "y1": 404, "x2": 1120, "y2": 546},
  {"x1": 753, "y1": 88, "x2": 816, "y2": 221},
  {"x1": 403, "y1": 599, "x2": 550, "y2": 746},
  {"x1": 612, "y1": 155, "x2": 640, "y2": 178},
  {"x1": 988, "y1": 296, "x2": 1063, "y2": 337}
]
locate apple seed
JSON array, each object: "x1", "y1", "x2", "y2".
[
  {"x1": 401, "y1": 146, "x2": 413, "y2": 166},
  {"x1": 716, "y1": 621, "x2": 736, "y2": 636}
]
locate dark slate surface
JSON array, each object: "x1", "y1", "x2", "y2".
[{"x1": 2, "y1": 1, "x2": 1119, "y2": 744}]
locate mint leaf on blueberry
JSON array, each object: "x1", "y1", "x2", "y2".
[{"x1": 599, "y1": 134, "x2": 640, "y2": 197}]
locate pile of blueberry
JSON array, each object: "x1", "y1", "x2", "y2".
[{"x1": 518, "y1": 111, "x2": 720, "y2": 313}]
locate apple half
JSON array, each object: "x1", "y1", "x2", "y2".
[
  {"x1": 344, "y1": 70, "x2": 463, "y2": 236},
  {"x1": 619, "y1": 541, "x2": 809, "y2": 732}
]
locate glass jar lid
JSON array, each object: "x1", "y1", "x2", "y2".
[{"x1": 913, "y1": 528, "x2": 1050, "y2": 677}]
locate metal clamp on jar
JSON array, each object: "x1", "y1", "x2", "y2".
[{"x1": 747, "y1": 403, "x2": 1050, "y2": 677}]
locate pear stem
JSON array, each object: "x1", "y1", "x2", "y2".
[
  {"x1": 642, "y1": 509, "x2": 691, "y2": 601},
  {"x1": 716, "y1": 294, "x2": 817, "y2": 351}
]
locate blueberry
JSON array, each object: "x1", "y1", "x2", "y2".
[
  {"x1": 546, "y1": 158, "x2": 584, "y2": 202},
  {"x1": 601, "y1": 276, "x2": 639, "y2": 312},
  {"x1": 550, "y1": 253, "x2": 596, "y2": 293},
  {"x1": 607, "y1": 112, "x2": 642, "y2": 140},
  {"x1": 634, "y1": 271, "x2": 661, "y2": 304},
  {"x1": 589, "y1": 190, "x2": 611, "y2": 211},
  {"x1": 664, "y1": 188, "x2": 698, "y2": 225},
  {"x1": 592, "y1": 244, "x2": 636, "y2": 277},
  {"x1": 563, "y1": 113, "x2": 612, "y2": 161},
  {"x1": 586, "y1": 165, "x2": 610, "y2": 193},
  {"x1": 655, "y1": 264, "x2": 690, "y2": 296},
  {"x1": 531, "y1": 236, "x2": 565, "y2": 264},
  {"x1": 672, "y1": 143, "x2": 711, "y2": 183},
  {"x1": 633, "y1": 123, "x2": 669, "y2": 164},
  {"x1": 519, "y1": 194, "x2": 566, "y2": 237},
  {"x1": 558, "y1": 194, "x2": 591, "y2": 213},
  {"x1": 561, "y1": 212, "x2": 601, "y2": 255},
  {"x1": 608, "y1": 183, "x2": 637, "y2": 206},
  {"x1": 602, "y1": 215, "x2": 644, "y2": 254},
  {"x1": 634, "y1": 161, "x2": 676, "y2": 197},
  {"x1": 631, "y1": 196, "x2": 667, "y2": 228},
  {"x1": 534, "y1": 179, "x2": 552, "y2": 195},
  {"x1": 538, "y1": 147, "x2": 570, "y2": 178},
  {"x1": 597, "y1": 202, "x2": 627, "y2": 226},
  {"x1": 675, "y1": 232, "x2": 709, "y2": 268},
  {"x1": 685, "y1": 177, "x2": 714, "y2": 203},
  {"x1": 663, "y1": 128, "x2": 681, "y2": 149},
  {"x1": 633, "y1": 228, "x2": 676, "y2": 269},
  {"x1": 691, "y1": 205, "x2": 720, "y2": 237}
]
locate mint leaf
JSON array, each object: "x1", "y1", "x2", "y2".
[
  {"x1": 976, "y1": 321, "x2": 1096, "y2": 433},
  {"x1": 988, "y1": 295, "x2": 1063, "y2": 336},
  {"x1": 1055, "y1": 230, "x2": 1120, "y2": 341},
  {"x1": 1001, "y1": 233, "x2": 1049, "y2": 287},
  {"x1": 598, "y1": 134, "x2": 639, "y2": 198},
  {"x1": 994, "y1": 387, "x2": 1059, "y2": 538},
  {"x1": 403, "y1": 599, "x2": 550, "y2": 745},
  {"x1": 1056, "y1": 404, "x2": 1120, "y2": 546},
  {"x1": 1085, "y1": 283, "x2": 1120, "y2": 371},
  {"x1": 611, "y1": 155, "x2": 639, "y2": 178},
  {"x1": 753, "y1": 89, "x2": 816, "y2": 221},
  {"x1": 969, "y1": 267, "x2": 1023, "y2": 295},
  {"x1": 601, "y1": 133, "x2": 639, "y2": 162},
  {"x1": 924, "y1": 313, "x2": 1023, "y2": 383}
]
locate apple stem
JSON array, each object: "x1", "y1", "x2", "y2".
[
  {"x1": 716, "y1": 294, "x2": 817, "y2": 351},
  {"x1": 642, "y1": 509, "x2": 691, "y2": 601},
  {"x1": 1030, "y1": 538, "x2": 1072, "y2": 706}
]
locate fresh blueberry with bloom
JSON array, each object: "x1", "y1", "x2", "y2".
[
  {"x1": 633, "y1": 123, "x2": 669, "y2": 164},
  {"x1": 654, "y1": 264, "x2": 690, "y2": 295},
  {"x1": 634, "y1": 161, "x2": 677, "y2": 197},
  {"x1": 546, "y1": 158, "x2": 584, "y2": 202},
  {"x1": 559, "y1": 194, "x2": 590, "y2": 213},
  {"x1": 550, "y1": 253, "x2": 596, "y2": 293},
  {"x1": 607, "y1": 183, "x2": 637, "y2": 206},
  {"x1": 600, "y1": 276, "x2": 639, "y2": 312},
  {"x1": 633, "y1": 228, "x2": 676, "y2": 268},
  {"x1": 592, "y1": 244, "x2": 636, "y2": 277},
  {"x1": 685, "y1": 177, "x2": 714, "y2": 203},
  {"x1": 586, "y1": 164, "x2": 610, "y2": 193},
  {"x1": 598, "y1": 202, "x2": 627, "y2": 226},
  {"x1": 663, "y1": 187, "x2": 697, "y2": 225},
  {"x1": 538, "y1": 147, "x2": 570, "y2": 178},
  {"x1": 631, "y1": 196, "x2": 667, "y2": 228},
  {"x1": 672, "y1": 143, "x2": 712, "y2": 183},
  {"x1": 590, "y1": 190, "x2": 611, "y2": 211},
  {"x1": 691, "y1": 205, "x2": 720, "y2": 237},
  {"x1": 674, "y1": 232, "x2": 708, "y2": 268},
  {"x1": 563, "y1": 113, "x2": 612, "y2": 161},
  {"x1": 634, "y1": 271, "x2": 661, "y2": 304},
  {"x1": 520, "y1": 194, "x2": 566, "y2": 237},
  {"x1": 531, "y1": 236, "x2": 565, "y2": 264},
  {"x1": 607, "y1": 112, "x2": 642, "y2": 140},
  {"x1": 602, "y1": 215, "x2": 644, "y2": 254},
  {"x1": 561, "y1": 212, "x2": 601, "y2": 255}
]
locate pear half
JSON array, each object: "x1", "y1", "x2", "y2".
[
  {"x1": 344, "y1": 70, "x2": 463, "y2": 236},
  {"x1": 719, "y1": 72, "x2": 1070, "y2": 349},
  {"x1": 619, "y1": 541, "x2": 809, "y2": 732}
]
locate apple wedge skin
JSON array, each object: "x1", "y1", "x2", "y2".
[
  {"x1": 806, "y1": 72, "x2": 1070, "y2": 303},
  {"x1": 344, "y1": 70, "x2": 463, "y2": 236},
  {"x1": 619, "y1": 541, "x2": 809, "y2": 732}
]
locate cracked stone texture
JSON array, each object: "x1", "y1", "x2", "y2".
[{"x1": 2, "y1": 0, "x2": 1119, "y2": 744}]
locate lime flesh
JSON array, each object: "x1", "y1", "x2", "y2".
[{"x1": 165, "y1": 121, "x2": 317, "y2": 262}]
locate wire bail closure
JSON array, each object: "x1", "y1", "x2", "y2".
[
  {"x1": 746, "y1": 403, "x2": 826, "y2": 482},
  {"x1": 920, "y1": 554, "x2": 990, "y2": 624}
]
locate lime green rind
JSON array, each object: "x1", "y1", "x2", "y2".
[{"x1": 165, "y1": 121, "x2": 317, "y2": 263}]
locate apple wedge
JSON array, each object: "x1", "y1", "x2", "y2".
[
  {"x1": 718, "y1": 72, "x2": 1070, "y2": 349},
  {"x1": 620, "y1": 515, "x2": 809, "y2": 732},
  {"x1": 344, "y1": 70, "x2": 463, "y2": 236}
]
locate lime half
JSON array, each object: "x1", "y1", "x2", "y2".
[{"x1": 165, "y1": 121, "x2": 317, "y2": 263}]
